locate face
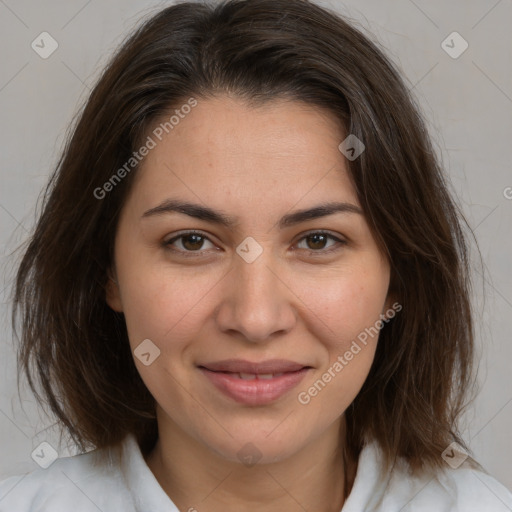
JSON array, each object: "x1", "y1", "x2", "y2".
[{"x1": 106, "y1": 96, "x2": 393, "y2": 464}]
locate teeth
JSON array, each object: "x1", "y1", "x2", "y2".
[
  {"x1": 237, "y1": 372, "x2": 285, "y2": 380},
  {"x1": 239, "y1": 373, "x2": 257, "y2": 380}
]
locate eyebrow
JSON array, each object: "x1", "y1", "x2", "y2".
[{"x1": 141, "y1": 199, "x2": 363, "y2": 229}]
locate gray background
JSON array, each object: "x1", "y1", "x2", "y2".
[{"x1": 1, "y1": 0, "x2": 511, "y2": 493}]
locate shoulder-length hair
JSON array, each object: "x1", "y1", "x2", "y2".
[{"x1": 13, "y1": 0, "x2": 477, "y2": 472}]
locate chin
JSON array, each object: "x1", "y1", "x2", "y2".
[{"x1": 199, "y1": 424, "x2": 310, "y2": 467}]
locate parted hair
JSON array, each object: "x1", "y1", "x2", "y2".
[{"x1": 12, "y1": 0, "x2": 478, "y2": 472}]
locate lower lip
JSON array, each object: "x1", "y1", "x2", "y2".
[{"x1": 199, "y1": 368, "x2": 310, "y2": 405}]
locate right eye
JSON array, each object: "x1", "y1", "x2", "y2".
[{"x1": 163, "y1": 230, "x2": 219, "y2": 257}]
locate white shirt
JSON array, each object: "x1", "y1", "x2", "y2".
[{"x1": 1, "y1": 434, "x2": 511, "y2": 511}]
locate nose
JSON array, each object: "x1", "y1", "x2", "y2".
[{"x1": 215, "y1": 249, "x2": 297, "y2": 343}]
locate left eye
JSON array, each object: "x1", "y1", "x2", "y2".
[
  {"x1": 295, "y1": 232, "x2": 343, "y2": 252},
  {"x1": 164, "y1": 231, "x2": 345, "y2": 256}
]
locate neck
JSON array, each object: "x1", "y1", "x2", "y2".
[{"x1": 145, "y1": 413, "x2": 356, "y2": 512}]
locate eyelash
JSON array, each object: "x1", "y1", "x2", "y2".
[{"x1": 163, "y1": 230, "x2": 347, "y2": 258}]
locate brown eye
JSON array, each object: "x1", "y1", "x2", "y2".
[
  {"x1": 305, "y1": 233, "x2": 329, "y2": 250},
  {"x1": 164, "y1": 231, "x2": 216, "y2": 254},
  {"x1": 296, "y1": 231, "x2": 346, "y2": 254},
  {"x1": 181, "y1": 233, "x2": 205, "y2": 251}
]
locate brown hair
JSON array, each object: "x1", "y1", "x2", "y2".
[{"x1": 12, "y1": 0, "x2": 478, "y2": 473}]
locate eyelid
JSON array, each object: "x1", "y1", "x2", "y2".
[
  {"x1": 293, "y1": 230, "x2": 346, "y2": 254},
  {"x1": 163, "y1": 229, "x2": 347, "y2": 256},
  {"x1": 164, "y1": 230, "x2": 218, "y2": 255}
]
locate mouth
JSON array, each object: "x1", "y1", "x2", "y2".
[
  {"x1": 203, "y1": 371, "x2": 289, "y2": 380},
  {"x1": 197, "y1": 359, "x2": 312, "y2": 405}
]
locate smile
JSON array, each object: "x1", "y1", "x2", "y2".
[{"x1": 198, "y1": 364, "x2": 311, "y2": 405}]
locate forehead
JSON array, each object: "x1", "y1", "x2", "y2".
[{"x1": 128, "y1": 96, "x2": 359, "y2": 213}]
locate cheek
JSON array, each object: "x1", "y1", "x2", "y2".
[
  {"x1": 118, "y1": 262, "x2": 224, "y2": 356},
  {"x1": 118, "y1": 248, "x2": 389, "y2": 359},
  {"x1": 293, "y1": 272, "x2": 386, "y2": 418},
  {"x1": 291, "y1": 263, "x2": 389, "y2": 349}
]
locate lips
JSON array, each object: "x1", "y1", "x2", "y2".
[
  {"x1": 198, "y1": 359, "x2": 312, "y2": 405},
  {"x1": 198, "y1": 359, "x2": 308, "y2": 374}
]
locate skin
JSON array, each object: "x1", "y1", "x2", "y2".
[{"x1": 106, "y1": 96, "x2": 393, "y2": 512}]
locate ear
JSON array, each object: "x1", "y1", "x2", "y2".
[
  {"x1": 381, "y1": 286, "x2": 402, "y2": 320},
  {"x1": 382, "y1": 294, "x2": 396, "y2": 318},
  {"x1": 382, "y1": 267, "x2": 400, "y2": 318},
  {"x1": 105, "y1": 268, "x2": 124, "y2": 312}
]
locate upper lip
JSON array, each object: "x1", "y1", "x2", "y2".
[{"x1": 199, "y1": 359, "x2": 310, "y2": 374}]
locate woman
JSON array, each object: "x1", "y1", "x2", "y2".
[{"x1": 1, "y1": 0, "x2": 511, "y2": 510}]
